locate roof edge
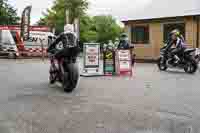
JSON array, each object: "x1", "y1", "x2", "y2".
[{"x1": 122, "y1": 14, "x2": 200, "y2": 23}]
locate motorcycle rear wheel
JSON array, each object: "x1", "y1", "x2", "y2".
[{"x1": 184, "y1": 60, "x2": 198, "y2": 74}]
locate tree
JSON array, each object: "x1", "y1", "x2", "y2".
[
  {"x1": 79, "y1": 15, "x2": 97, "y2": 43},
  {"x1": 93, "y1": 15, "x2": 122, "y2": 44},
  {"x1": 38, "y1": 0, "x2": 122, "y2": 43},
  {"x1": 0, "y1": 0, "x2": 20, "y2": 25},
  {"x1": 53, "y1": 0, "x2": 88, "y2": 24},
  {"x1": 38, "y1": 0, "x2": 89, "y2": 34},
  {"x1": 79, "y1": 15, "x2": 122, "y2": 44}
]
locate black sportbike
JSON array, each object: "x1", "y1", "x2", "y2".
[
  {"x1": 157, "y1": 44, "x2": 198, "y2": 74},
  {"x1": 49, "y1": 46, "x2": 80, "y2": 93}
]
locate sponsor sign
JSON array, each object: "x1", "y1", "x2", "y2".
[
  {"x1": 118, "y1": 50, "x2": 131, "y2": 60},
  {"x1": 0, "y1": 26, "x2": 10, "y2": 30},
  {"x1": 119, "y1": 61, "x2": 131, "y2": 71},
  {"x1": 30, "y1": 26, "x2": 50, "y2": 32},
  {"x1": 24, "y1": 31, "x2": 53, "y2": 47},
  {"x1": 116, "y1": 50, "x2": 132, "y2": 76},
  {"x1": 82, "y1": 43, "x2": 102, "y2": 76},
  {"x1": 84, "y1": 44, "x2": 100, "y2": 68},
  {"x1": 104, "y1": 50, "x2": 115, "y2": 75}
]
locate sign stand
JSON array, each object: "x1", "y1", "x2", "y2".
[
  {"x1": 81, "y1": 43, "x2": 103, "y2": 77},
  {"x1": 116, "y1": 50, "x2": 133, "y2": 77},
  {"x1": 103, "y1": 50, "x2": 115, "y2": 76}
]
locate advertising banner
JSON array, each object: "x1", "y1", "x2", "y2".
[
  {"x1": 103, "y1": 50, "x2": 115, "y2": 75},
  {"x1": 21, "y1": 6, "x2": 32, "y2": 41},
  {"x1": 116, "y1": 50, "x2": 132, "y2": 76},
  {"x1": 84, "y1": 44, "x2": 100, "y2": 68},
  {"x1": 82, "y1": 43, "x2": 103, "y2": 76}
]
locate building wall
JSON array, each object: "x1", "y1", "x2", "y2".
[
  {"x1": 126, "y1": 21, "x2": 163, "y2": 60},
  {"x1": 198, "y1": 18, "x2": 200, "y2": 48},
  {"x1": 126, "y1": 16, "x2": 198, "y2": 60},
  {"x1": 150, "y1": 22, "x2": 163, "y2": 59},
  {"x1": 185, "y1": 16, "x2": 196, "y2": 48}
]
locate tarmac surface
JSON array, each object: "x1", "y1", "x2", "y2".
[{"x1": 0, "y1": 59, "x2": 200, "y2": 133}]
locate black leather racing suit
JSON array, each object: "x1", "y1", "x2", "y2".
[
  {"x1": 117, "y1": 40, "x2": 131, "y2": 50},
  {"x1": 168, "y1": 37, "x2": 186, "y2": 62},
  {"x1": 47, "y1": 32, "x2": 80, "y2": 59}
]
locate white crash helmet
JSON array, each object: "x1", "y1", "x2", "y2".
[{"x1": 64, "y1": 24, "x2": 74, "y2": 33}]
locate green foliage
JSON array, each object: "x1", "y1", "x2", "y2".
[
  {"x1": 38, "y1": 0, "x2": 88, "y2": 34},
  {"x1": 79, "y1": 15, "x2": 96, "y2": 43},
  {"x1": 52, "y1": 0, "x2": 88, "y2": 24},
  {"x1": 38, "y1": 0, "x2": 122, "y2": 43},
  {"x1": 0, "y1": 0, "x2": 20, "y2": 25},
  {"x1": 80, "y1": 15, "x2": 122, "y2": 44},
  {"x1": 93, "y1": 15, "x2": 122, "y2": 43}
]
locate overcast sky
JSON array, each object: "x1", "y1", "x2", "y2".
[{"x1": 8, "y1": 0, "x2": 152, "y2": 24}]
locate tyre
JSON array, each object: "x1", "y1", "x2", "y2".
[
  {"x1": 157, "y1": 57, "x2": 168, "y2": 71},
  {"x1": 49, "y1": 74, "x2": 56, "y2": 84},
  {"x1": 8, "y1": 53, "x2": 16, "y2": 59},
  {"x1": 184, "y1": 60, "x2": 198, "y2": 74},
  {"x1": 49, "y1": 66, "x2": 57, "y2": 84},
  {"x1": 63, "y1": 63, "x2": 80, "y2": 93}
]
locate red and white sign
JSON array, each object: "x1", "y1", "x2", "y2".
[
  {"x1": 118, "y1": 50, "x2": 131, "y2": 60},
  {"x1": 0, "y1": 25, "x2": 50, "y2": 32},
  {"x1": 119, "y1": 61, "x2": 131, "y2": 71},
  {"x1": 0, "y1": 26, "x2": 9, "y2": 30},
  {"x1": 30, "y1": 26, "x2": 50, "y2": 32},
  {"x1": 116, "y1": 50, "x2": 132, "y2": 76}
]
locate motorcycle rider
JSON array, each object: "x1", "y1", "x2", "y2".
[
  {"x1": 47, "y1": 24, "x2": 79, "y2": 60},
  {"x1": 117, "y1": 33, "x2": 131, "y2": 49},
  {"x1": 168, "y1": 29, "x2": 186, "y2": 64}
]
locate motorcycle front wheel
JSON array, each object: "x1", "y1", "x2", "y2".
[
  {"x1": 157, "y1": 57, "x2": 168, "y2": 71},
  {"x1": 63, "y1": 63, "x2": 80, "y2": 93}
]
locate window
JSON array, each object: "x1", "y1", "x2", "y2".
[
  {"x1": 163, "y1": 23, "x2": 185, "y2": 43},
  {"x1": 11, "y1": 31, "x2": 18, "y2": 44},
  {"x1": 131, "y1": 26, "x2": 149, "y2": 44}
]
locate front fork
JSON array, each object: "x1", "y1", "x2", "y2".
[{"x1": 160, "y1": 55, "x2": 166, "y2": 64}]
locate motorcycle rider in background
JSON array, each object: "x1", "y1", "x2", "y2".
[
  {"x1": 168, "y1": 29, "x2": 186, "y2": 64},
  {"x1": 117, "y1": 33, "x2": 131, "y2": 49}
]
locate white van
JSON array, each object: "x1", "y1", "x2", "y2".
[
  {"x1": 0, "y1": 30, "x2": 19, "y2": 58},
  {"x1": 21, "y1": 31, "x2": 55, "y2": 56},
  {"x1": 24, "y1": 31, "x2": 55, "y2": 46}
]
